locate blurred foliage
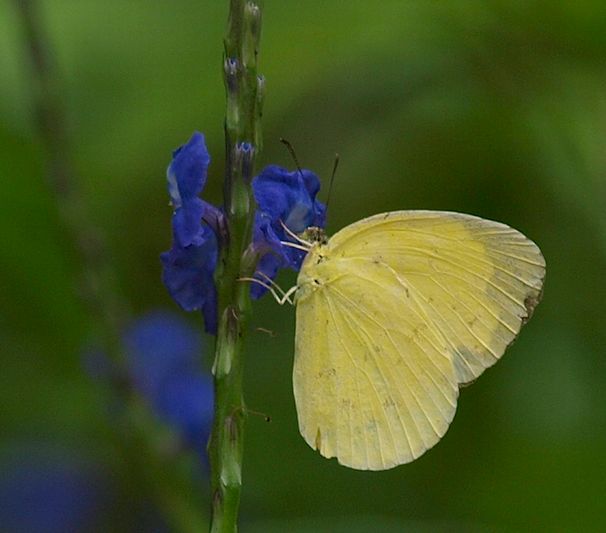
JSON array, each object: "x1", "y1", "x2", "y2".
[{"x1": 1, "y1": 0, "x2": 605, "y2": 531}]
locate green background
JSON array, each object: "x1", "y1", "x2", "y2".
[{"x1": 1, "y1": 1, "x2": 605, "y2": 531}]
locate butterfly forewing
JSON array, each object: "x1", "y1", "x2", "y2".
[{"x1": 326, "y1": 210, "x2": 546, "y2": 384}]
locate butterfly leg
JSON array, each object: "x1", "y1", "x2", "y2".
[
  {"x1": 280, "y1": 284, "x2": 298, "y2": 304},
  {"x1": 256, "y1": 271, "x2": 298, "y2": 305},
  {"x1": 238, "y1": 276, "x2": 296, "y2": 305},
  {"x1": 280, "y1": 241, "x2": 311, "y2": 252}
]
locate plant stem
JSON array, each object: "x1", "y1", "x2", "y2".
[{"x1": 209, "y1": 1, "x2": 264, "y2": 531}]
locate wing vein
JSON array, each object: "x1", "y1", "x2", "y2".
[
  {"x1": 428, "y1": 277, "x2": 502, "y2": 360},
  {"x1": 331, "y1": 274, "x2": 454, "y2": 382},
  {"x1": 397, "y1": 246, "x2": 529, "y2": 309},
  {"x1": 329, "y1": 294, "x2": 426, "y2": 453},
  {"x1": 332, "y1": 287, "x2": 452, "y2": 435},
  {"x1": 367, "y1": 225, "x2": 543, "y2": 267},
  {"x1": 399, "y1": 275, "x2": 481, "y2": 374},
  {"x1": 325, "y1": 294, "x2": 378, "y2": 468}
]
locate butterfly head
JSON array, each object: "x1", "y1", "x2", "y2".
[{"x1": 300, "y1": 226, "x2": 328, "y2": 246}]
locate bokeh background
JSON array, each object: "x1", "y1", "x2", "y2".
[{"x1": 2, "y1": 1, "x2": 605, "y2": 531}]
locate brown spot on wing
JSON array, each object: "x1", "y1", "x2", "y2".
[{"x1": 522, "y1": 289, "x2": 543, "y2": 325}]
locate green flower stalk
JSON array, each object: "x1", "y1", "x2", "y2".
[
  {"x1": 161, "y1": 3, "x2": 324, "y2": 529},
  {"x1": 209, "y1": 1, "x2": 264, "y2": 531}
]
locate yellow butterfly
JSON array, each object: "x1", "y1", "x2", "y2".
[{"x1": 289, "y1": 210, "x2": 545, "y2": 470}]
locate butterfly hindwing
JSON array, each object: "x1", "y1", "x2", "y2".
[{"x1": 294, "y1": 257, "x2": 459, "y2": 470}]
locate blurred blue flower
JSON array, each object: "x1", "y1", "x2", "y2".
[
  {"x1": 124, "y1": 312, "x2": 200, "y2": 394},
  {"x1": 0, "y1": 451, "x2": 104, "y2": 533},
  {"x1": 250, "y1": 165, "x2": 326, "y2": 298},
  {"x1": 153, "y1": 374, "x2": 214, "y2": 458},
  {"x1": 124, "y1": 311, "x2": 214, "y2": 457}
]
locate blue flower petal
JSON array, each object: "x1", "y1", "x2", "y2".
[
  {"x1": 167, "y1": 132, "x2": 212, "y2": 248},
  {"x1": 172, "y1": 198, "x2": 206, "y2": 247},
  {"x1": 250, "y1": 165, "x2": 326, "y2": 297},
  {"x1": 160, "y1": 226, "x2": 218, "y2": 334},
  {"x1": 252, "y1": 211, "x2": 284, "y2": 258},
  {"x1": 167, "y1": 132, "x2": 210, "y2": 207},
  {"x1": 253, "y1": 166, "x2": 322, "y2": 231}
]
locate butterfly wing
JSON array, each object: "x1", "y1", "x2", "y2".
[
  {"x1": 294, "y1": 257, "x2": 459, "y2": 470},
  {"x1": 326, "y1": 210, "x2": 546, "y2": 384}
]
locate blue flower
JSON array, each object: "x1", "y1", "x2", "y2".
[
  {"x1": 0, "y1": 449, "x2": 105, "y2": 533},
  {"x1": 124, "y1": 312, "x2": 214, "y2": 457},
  {"x1": 250, "y1": 165, "x2": 326, "y2": 298},
  {"x1": 161, "y1": 132, "x2": 221, "y2": 334},
  {"x1": 153, "y1": 374, "x2": 214, "y2": 458},
  {"x1": 161, "y1": 132, "x2": 327, "y2": 317},
  {"x1": 123, "y1": 312, "x2": 201, "y2": 395}
]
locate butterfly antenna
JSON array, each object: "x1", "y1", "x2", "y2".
[
  {"x1": 325, "y1": 152, "x2": 339, "y2": 213},
  {"x1": 280, "y1": 137, "x2": 304, "y2": 179}
]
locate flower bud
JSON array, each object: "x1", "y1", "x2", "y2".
[
  {"x1": 224, "y1": 57, "x2": 239, "y2": 93},
  {"x1": 242, "y1": 2, "x2": 262, "y2": 68},
  {"x1": 235, "y1": 141, "x2": 255, "y2": 184}
]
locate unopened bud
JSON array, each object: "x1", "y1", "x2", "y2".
[
  {"x1": 242, "y1": 2, "x2": 262, "y2": 68},
  {"x1": 225, "y1": 57, "x2": 240, "y2": 130},
  {"x1": 235, "y1": 141, "x2": 255, "y2": 183},
  {"x1": 245, "y1": 2, "x2": 261, "y2": 39},
  {"x1": 224, "y1": 57, "x2": 239, "y2": 93}
]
